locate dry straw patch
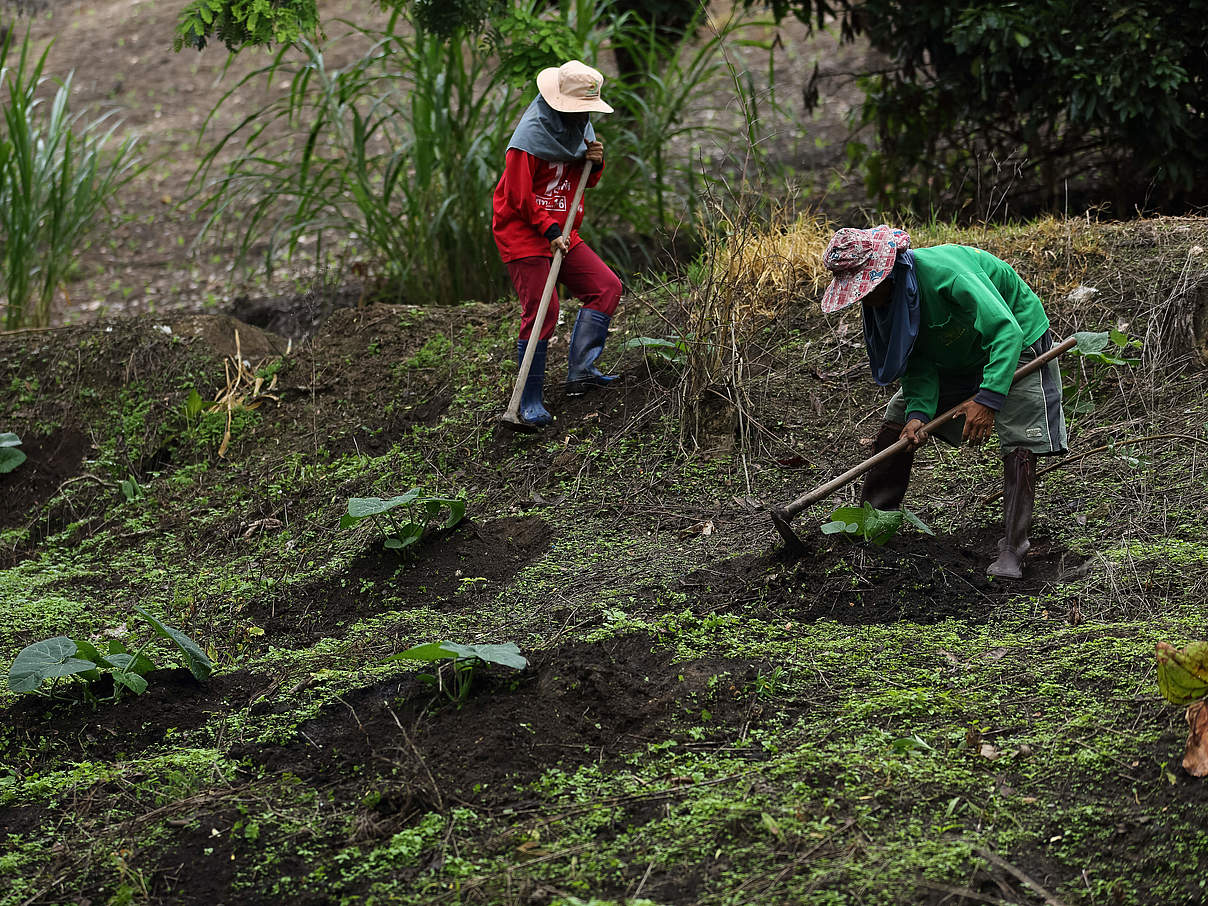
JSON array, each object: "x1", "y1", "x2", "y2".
[{"x1": 716, "y1": 214, "x2": 833, "y2": 314}]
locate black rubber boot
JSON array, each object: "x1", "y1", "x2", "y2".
[
  {"x1": 987, "y1": 448, "x2": 1037, "y2": 579},
  {"x1": 858, "y1": 421, "x2": 915, "y2": 510},
  {"x1": 565, "y1": 308, "x2": 618, "y2": 396},
  {"x1": 516, "y1": 339, "x2": 553, "y2": 427}
]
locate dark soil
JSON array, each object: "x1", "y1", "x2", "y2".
[
  {"x1": 250, "y1": 516, "x2": 553, "y2": 645},
  {"x1": 684, "y1": 527, "x2": 1081, "y2": 625},
  {"x1": 0, "y1": 426, "x2": 90, "y2": 531},
  {"x1": 1, "y1": 668, "x2": 266, "y2": 767},
  {"x1": 238, "y1": 633, "x2": 762, "y2": 812}
]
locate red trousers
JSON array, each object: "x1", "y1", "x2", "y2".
[{"x1": 507, "y1": 243, "x2": 622, "y2": 341}]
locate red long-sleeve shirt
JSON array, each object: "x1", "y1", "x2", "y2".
[{"x1": 492, "y1": 149, "x2": 603, "y2": 262}]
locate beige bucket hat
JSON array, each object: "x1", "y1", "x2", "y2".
[{"x1": 537, "y1": 60, "x2": 614, "y2": 114}]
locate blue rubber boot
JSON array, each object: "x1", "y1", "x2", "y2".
[
  {"x1": 565, "y1": 308, "x2": 618, "y2": 396},
  {"x1": 517, "y1": 339, "x2": 553, "y2": 427}
]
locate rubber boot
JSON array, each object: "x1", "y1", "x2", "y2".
[
  {"x1": 987, "y1": 448, "x2": 1037, "y2": 579},
  {"x1": 517, "y1": 339, "x2": 552, "y2": 427},
  {"x1": 858, "y1": 421, "x2": 915, "y2": 510},
  {"x1": 565, "y1": 308, "x2": 618, "y2": 396}
]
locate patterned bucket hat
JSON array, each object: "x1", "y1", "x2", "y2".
[{"x1": 820, "y1": 225, "x2": 911, "y2": 313}]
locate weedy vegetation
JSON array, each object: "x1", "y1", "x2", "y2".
[{"x1": 0, "y1": 32, "x2": 142, "y2": 329}]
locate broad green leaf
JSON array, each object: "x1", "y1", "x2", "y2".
[
  {"x1": 112, "y1": 671, "x2": 149, "y2": 695},
  {"x1": 135, "y1": 607, "x2": 213, "y2": 681},
  {"x1": 1156, "y1": 641, "x2": 1208, "y2": 704},
  {"x1": 823, "y1": 504, "x2": 903, "y2": 545},
  {"x1": 0, "y1": 432, "x2": 21, "y2": 447},
  {"x1": 0, "y1": 446, "x2": 26, "y2": 474},
  {"x1": 903, "y1": 508, "x2": 936, "y2": 536},
  {"x1": 439, "y1": 642, "x2": 528, "y2": 670},
  {"x1": 622, "y1": 336, "x2": 687, "y2": 364},
  {"x1": 106, "y1": 652, "x2": 156, "y2": 676},
  {"x1": 7, "y1": 637, "x2": 97, "y2": 693},
  {"x1": 1073, "y1": 331, "x2": 1110, "y2": 356},
  {"x1": 72, "y1": 638, "x2": 115, "y2": 668},
  {"x1": 386, "y1": 641, "x2": 527, "y2": 670},
  {"x1": 1109, "y1": 327, "x2": 1130, "y2": 347},
  {"x1": 386, "y1": 642, "x2": 457, "y2": 663},
  {"x1": 860, "y1": 506, "x2": 904, "y2": 545},
  {"x1": 345, "y1": 492, "x2": 421, "y2": 522}
]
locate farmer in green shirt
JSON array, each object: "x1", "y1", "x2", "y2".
[{"x1": 820, "y1": 225, "x2": 1067, "y2": 579}]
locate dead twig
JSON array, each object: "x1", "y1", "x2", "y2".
[{"x1": 973, "y1": 847, "x2": 1069, "y2": 906}]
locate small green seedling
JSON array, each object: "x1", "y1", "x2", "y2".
[
  {"x1": 385, "y1": 641, "x2": 527, "y2": 706},
  {"x1": 1071, "y1": 329, "x2": 1142, "y2": 366},
  {"x1": 0, "y1": 432, "x2": 25, "y2": 474},
  {"x1": 341, "y1": 490, "x2": 466, "y2": 551},
  {"x1": 622, "y1": 336, "x2": 689, "y2": 367},
  {"x1": 6, "y1": 607, "x2": 213, "y2": 700},
  {"x1": 821, "y1": 503, "x2": 934, "y2": 546}
]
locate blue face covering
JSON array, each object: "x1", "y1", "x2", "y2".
[
  {"x1": 507, "y1": 95, "x2": 597, "y2": 162},
  {"x1": 862, "y1": 249, "x2": 920, "y2": 385}
]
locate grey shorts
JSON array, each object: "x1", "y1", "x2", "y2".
[{"x1": 884, "y1": 332, "x2": 1068, "y2": 455}]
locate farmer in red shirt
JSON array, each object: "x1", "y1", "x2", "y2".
[{"x1": 493, "y1": 60, "x2": 622, "y2": 427}]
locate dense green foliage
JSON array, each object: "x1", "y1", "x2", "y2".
[
  {"x1": 755, "y1": 0, "x2": 1208, "y2": 216},
  {"x1": 0, "y1": 34, "x2": 141, "y2": 329},
  {"x1": 174, "y1": 0, "x2": 323, "y2": 51}
]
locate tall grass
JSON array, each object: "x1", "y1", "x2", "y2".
[
  {"x1": 190, "y1": 1, "x2": 791, "y2": 305},
  {"x1": 191, "y1": 8, "x2": 526, "y2": 306},
  {"x1": 0, "y1": 33, "x2": 142, "y2": 330}
]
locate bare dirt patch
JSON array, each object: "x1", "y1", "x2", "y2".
[
  {"x1": 1, "y1": 668, "x2": 266, "y2": 767},
  {"x1": 0, "y1": 426, "x2": 90, "y2": 531}
]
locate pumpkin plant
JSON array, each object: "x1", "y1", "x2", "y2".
[
  {"x1": 821, "y1": 502, "x2": 934, "y2": 546},
  {"x1": 0, "y1": 432, "x2": 24, "y2": 474},
  {"x1": 341, "y1": 491, "x2": 466, "y2": 551},
  {"x1": 385, "y1": 641, "x2": 527, "y2": 706},
  {"x1": 6, "y1": 607, "x2": 213, "y2": 700}
]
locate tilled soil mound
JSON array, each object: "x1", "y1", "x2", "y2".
[
  {"x1": 252, "y1": 516, "x2": 553, "y2": 644},
  {"x1": 1, "y1": 668, "x2": 266, "y2": 768},
  {"x1": 238, "y1": 633, "x2": 761, "y2": 811},
  {"x1": 683, "y1": 527, "x2": 1082, "y2": 624}
]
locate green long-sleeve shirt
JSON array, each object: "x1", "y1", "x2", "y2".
[{"x1": 901, "y1": 245, "x2": 1050, "y2": 422}]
